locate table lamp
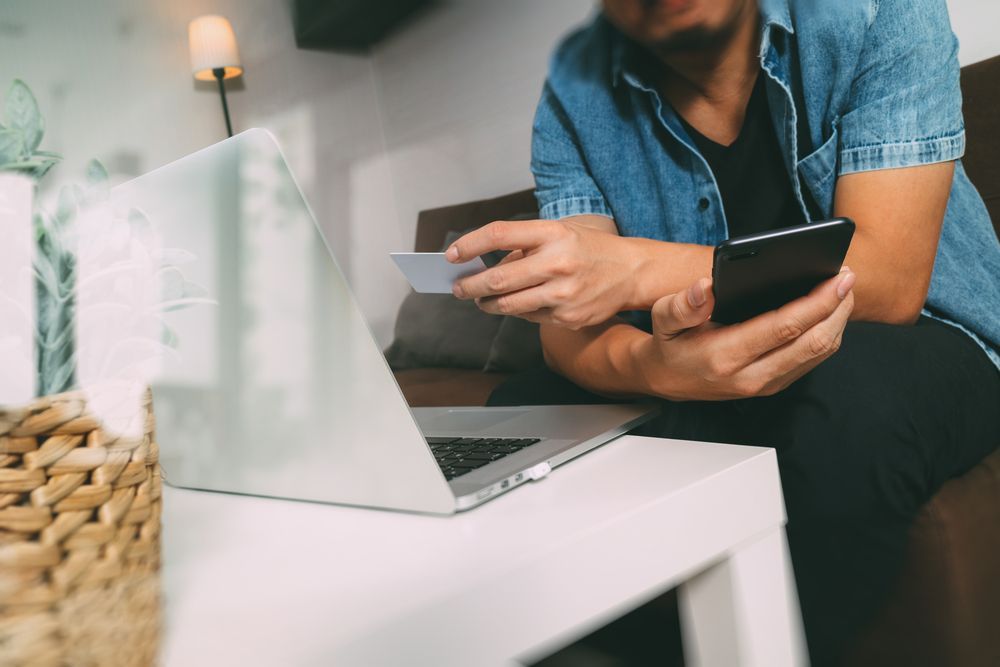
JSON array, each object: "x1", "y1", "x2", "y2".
[{"x1": 188, "y1": 15, "x2": 243, "y2": 138}]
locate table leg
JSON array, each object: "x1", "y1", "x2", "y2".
[{"x1": 678, "y1": 526, "x2": 808, "y2": 667}]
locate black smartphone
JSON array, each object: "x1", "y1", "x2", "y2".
[{"x1": 711, "y1": 218, "x2": 855, "y2": 324}]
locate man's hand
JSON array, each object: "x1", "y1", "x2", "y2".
[
  {"x1": 447, "y1": 216, "x2": 639, "y2": 329},
  {"x1": 634, "y1": 269, "x2": 856, "y2": 401}
]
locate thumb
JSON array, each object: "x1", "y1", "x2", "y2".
[{"x1": 651, "y1": 278, "x2": 714, "y2": 337}]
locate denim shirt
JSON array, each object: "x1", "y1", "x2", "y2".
[{"x1": 531, "y1": 0, "x2": 1000, "y2": 368}]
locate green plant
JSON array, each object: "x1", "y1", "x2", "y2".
[
  {"x1": 0, "y1": 80, "x2": 60, "y2": 180},
  {"x1": 1, "y1": 80, "x2": 210, "y2": 398},
  {"x1": 1, "y1": 80, "x2": 78, "y2": 395}
]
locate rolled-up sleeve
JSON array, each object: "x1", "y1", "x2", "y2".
[
  {"x1": 838, "y1": 0, "x2": 965, "y2": 175},
  {"x1": 531, "y1": 82, "x2": 614, "y2": 221}
]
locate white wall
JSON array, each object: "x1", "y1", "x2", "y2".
[
  {"x1": 1, "y1": 0, "x2": 996, "y2": 347},
  {"x1": 0, "y1": 0, "x2": 389, "y2": 335},
  {"x1": 360, "y1": 0, "x2": 596, "y2": 340},
  {"x1": 948, "y1": 0, "x2": 1000, "y2": 65}
]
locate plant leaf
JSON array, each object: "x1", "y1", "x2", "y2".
[
  {"x1": 182, "y1": 280, "x2": 208, "y2": 299},
  {"x1": 127, "y1": 208, "x2": 153, "y2": 246},
  {"x1": 23, "y1": 158, "x2": 58, "y2": 180},
  {"x1": 0, "y1": 128, "x2": 25, "y2": 164},
  {"x1": 85, "y1": 159, "x2": 108, "y2": 186},
  {"x1": 155, "y1": 297, "x2": 217, "y2": 313},
  {"x1": 161, "y1": 323, "x2": 179, "y2": 348},
  {"x1": 56, "y1": 184, "x2": 79, "y2": 226},
  {"x1": 40, "y1": 356, "x2": 76, "y2": 395},
  {"x1": 4, "y1": 80, "x2": 43, "y2": 152},
  {"x1": 155, "y1": 248, "x2": 196, "y2": 266}
]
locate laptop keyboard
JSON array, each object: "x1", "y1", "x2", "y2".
[{"x1": 426, "y1": 437, "x2": 542, "y2": 481}]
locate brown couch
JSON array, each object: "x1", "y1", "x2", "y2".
[{"x1": 392, "y1": 55, "x2": 1000, "y2": 666}]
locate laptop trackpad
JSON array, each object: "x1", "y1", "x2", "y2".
[{"x1": 421, "y1": 408, "x2": 530, "y2": 434}]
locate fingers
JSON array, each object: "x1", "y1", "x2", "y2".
[
  {"x1": 650, "y1": 278, "x2": 715, "y2": 338},
  {"x1": 475, "y1": 286, "x2": 551, "y2": 318},
  {"x1": 722, "y1": 269, "x2": 856, "y2": 361},
  {"x1": 740, "y1": 290, "x2": 854, "y2": 395},
  {"x1": 453, "y1": 252, "x2": 550, "y2": 299},
  {"x1": 446, "y1": 220, "x2": 553, "y2": 262},
  {"x1": 498, "y1": 249, "x2": 525, "y2": 265},
  {"x1": 475, "y1": 284, "x2": 593, "y2": 327}
]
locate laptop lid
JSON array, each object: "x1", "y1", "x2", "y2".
[{"x1": 112, "y1": 129, "x2": 456, "y2": 514}]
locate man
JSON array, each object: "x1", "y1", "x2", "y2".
[{"x1": 446, "y1": 0, "x2": 1000, "y2": 664}]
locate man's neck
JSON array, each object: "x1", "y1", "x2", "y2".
[{"x1": 653, "y1": 1, "x2": 762, "y2": 145}]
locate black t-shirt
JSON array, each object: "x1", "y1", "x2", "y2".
[{"x1": 677, "y1": 75, "x2": 807, "y2": 237}]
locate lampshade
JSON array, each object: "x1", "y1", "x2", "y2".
[{"x1": 188, "y1": 15, "x2": 243, "y2": 81}]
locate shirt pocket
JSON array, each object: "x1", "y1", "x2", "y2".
[{"x1": 797, "y1": 124, "x2": 840, "y2": 216}]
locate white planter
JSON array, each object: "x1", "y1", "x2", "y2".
[{"x1": 0, "y1": 173, "x2": 35, "y2": 405}]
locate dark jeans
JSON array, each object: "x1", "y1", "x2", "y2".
[{"x1": 491, "y1": 316, "x2": 1000, "y2": 667}]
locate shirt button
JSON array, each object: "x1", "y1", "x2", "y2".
[{"x1": 698, "y1": 198, "x2": 710, "y2": 211}]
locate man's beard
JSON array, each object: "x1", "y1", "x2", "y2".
[
  {"x1": 649, "y1": 0, "x2": 751, "y2": 56},
  {"x1": 652, "y1": 26, "x2": 732, "y2": 54}
]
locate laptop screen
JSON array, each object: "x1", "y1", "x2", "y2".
[{"x1": 109, "y1": 130, "x2": 453, "y2": 511}]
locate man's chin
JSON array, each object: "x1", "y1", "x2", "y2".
[
  {"x1": 642, "y1": 0, "x2": 697, "y2": 13},
  {"x1": 653, "y1": 26, "x2": 727, "y2": 54}
]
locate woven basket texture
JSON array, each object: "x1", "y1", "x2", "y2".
[{"x1": 0, "y1": 387, "x2": 161, "y2": 666}]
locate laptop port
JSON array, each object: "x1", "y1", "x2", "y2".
[{"x1": 501, "y1": 479, "x2": 510, "y2": 489}]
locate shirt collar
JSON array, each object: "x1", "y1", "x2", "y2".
[{"x1": 609, "y1": 0, "x2": 794, "y2": 89}]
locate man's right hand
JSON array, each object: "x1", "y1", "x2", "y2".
[{"x1": 634, "y1": 269, "x2": 856, "y2": 401}]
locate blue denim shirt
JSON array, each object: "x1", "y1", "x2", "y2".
[{"x1": 531, "y1": 0, "x2": 1000, "y2": 368}]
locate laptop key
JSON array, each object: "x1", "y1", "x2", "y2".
[{"x1": 437, "y1": 436, "x2": 545, "y2": 481}]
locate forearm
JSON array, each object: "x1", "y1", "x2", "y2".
[
  {"x1": 561, "y1": 214, "x2": 713, "y2": 311},
  {"x1": 622, "y1": 238, "x2": 713, "y2": 310},
  {"x1": 540, "y1": 320, "x2": 651, "y2": 398}
]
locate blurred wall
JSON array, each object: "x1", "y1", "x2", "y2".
[
  {"x1": 947, "y1": 0, "x2": 1000, "y2": 65},
  {"x1": 0, "y1": 0, "x2": 996, "y2": 346},
  {"x1": 0, "y1": 0, "x2": 391, "y2": 336}
]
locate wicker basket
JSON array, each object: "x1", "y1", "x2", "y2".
[{"x1": 0, "y1": 387, "x2": 161, "y2": 666}]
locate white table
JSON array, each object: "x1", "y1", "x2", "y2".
[{"x1": 159, "y1": 435, "x2": 808, "y2": 666}]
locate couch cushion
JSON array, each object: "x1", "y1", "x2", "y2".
[
  {"x1": 394, "y1": 368, "x2": 511, "y2": 407},
  {"x1": 384, "y1": 291, "x2": 503, "y2": 371},
  {"x1": 845, "y1": 446, "x2": 1000, "y2": 667},
  {"x1": 413, "y1": 189, "x2": 537, "y2": 252},
  {"x1": 388, "y1": 196, "x2": 545, "y2": 375},
  {"x1": 485, "y1": 314, "x2": 545, "y2": 373}
]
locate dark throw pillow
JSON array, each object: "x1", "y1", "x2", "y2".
[
  {"x1": 384, "y1": 293, "x2": 504, "y2": 370},
  {"x1": 385, "y1": 218, "x2": 546, "y2": 373},
  {"x1": 484, "y1": 313, "x2": 544, "y2": 373}
]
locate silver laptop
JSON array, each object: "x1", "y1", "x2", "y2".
[{"x1": 111, "y1": 129, "x2": 657, "y2": 514}]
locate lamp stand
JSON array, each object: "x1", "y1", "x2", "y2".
[{"x1": 212, "y1": 67, "x2": 234, "y2": 138}]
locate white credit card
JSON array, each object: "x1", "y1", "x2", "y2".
[{"x1": 390, "y1": 252, "x2": 488, "y2": 294}]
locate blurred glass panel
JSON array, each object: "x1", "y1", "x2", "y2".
[{"x1": 110, "y1": 130, "x2": 440, "y2": 508}]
